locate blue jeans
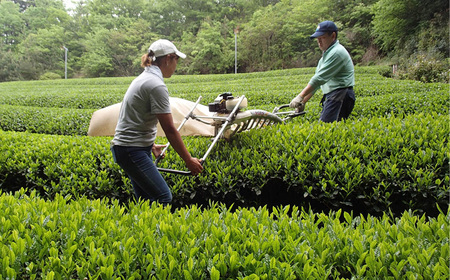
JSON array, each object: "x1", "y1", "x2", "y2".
[
  {"x1": 320, "y1": 87, "x2": 356, "y2": 122},
  {"x1": 111, "y1": 145, "x2": 172, "y2": 205}
]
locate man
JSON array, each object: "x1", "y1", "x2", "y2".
[{"x1": 290, "y1": 21, "x2": 355, "y2": 122}]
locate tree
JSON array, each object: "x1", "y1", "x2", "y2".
[
  {"x1": 11, "y1": 0, "x2": 35, "y2": 12},
  {"x1": 0, "y1": 0, "x2": 446, "y2": 81},
  {"x1": 0, "y1": 1, "x2": 25, "y2": 50},
  {"x1": 372, "y1": 0, "x2": 449, "y2": 62},
  {"x1": 183, "y1": 19, "x2": 234, "y2": 74},
  {"x1": 239, "y1": 0, "x2": 327, "y2": 72},
  {"x1": 23, "y1": 0, "x2": 69, "y2": 32},
  {"x1": 327, "y1": 0, "x2": 378, "y2": 63},
  {"x1": 0, "y1": 50, "x2": 21, "y2": 82},
  {"x1": 17, "y1": 25, "x2": 67, "y2": 79},
  {"x1": 81, "y1": 19, "x2": 160, "y2": 77}
]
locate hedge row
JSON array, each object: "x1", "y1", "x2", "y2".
[
  {"x1": 0, "y1": 82, "x2": 448, "y2": 136},
  {"x1": 1, "y1": 67, "x2": 447, "y2": 110},
  {"x1": 1, "y1": 112, "x2": 448, "y2": 216},
  {"x1": 1, "y1": 190, "x2": 448, "y2": 279},
  {"x1": 0, "y1": 105, "x2": 94, "y2": 135}
]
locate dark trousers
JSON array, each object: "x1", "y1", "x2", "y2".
[{"x1": 320, "y1": 87, "x2": 355, "y2": 122}]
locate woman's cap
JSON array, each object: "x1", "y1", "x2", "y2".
[
  {"x1": 310, "y1": 21, "x2": 338, "y2": 38},
  {"x1": 148, "y1": 39, "x2": 186, "y2": 59}
]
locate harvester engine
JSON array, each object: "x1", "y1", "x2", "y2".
[{"x1": 208, "y1": 92, "x2": 247, "y2": 114}]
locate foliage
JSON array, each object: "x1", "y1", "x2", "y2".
[
  {"x1": 372, "y1": 0, "x2": 448, "y2": 53},
  {"x1": 0, "y1": 0, "x2": 25, "y2": 50},
  {"x1": 0, "y1": 109, "x2": 448, "y2": 216},
  {"x1": 1, "y1": 191, "x2": 449, "y2": 279},
  {"x1": 80, "y1": 20, "x2": 160, "y2": 77},
  {"x1": 39, "y1": 72, "x2": 62, "y2": 80},
  {"x1": 0, "y1": 105, "x2": 93, "y2": 135},
  {"x1": 0, "y1": 0, "x2": 448, "y2": 81},
  {"x1": 0, "y1": 66, "x2": 449, "y2": 278},
  {"x1": 0, "y1": 68, "x2": 449, "y2": 137},
  {"x1": 0, "y1": 67, "x2": 449, "y2": 217},
  {"x1": 179, "y1": 19, "x2": 235, "y2": 74},
  {"x1": 17, "y1": 25, "x2": 68, "y2": 80},
  {"x1": 396, "y1": 53, "x2": 450, "y2": 83}
]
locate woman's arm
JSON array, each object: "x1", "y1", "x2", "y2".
[{"x1": 157, "y1": 113, "x2": 203, "y2": 175}]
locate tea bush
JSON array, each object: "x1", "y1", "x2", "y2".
[
  {"x1": 0, "y1": 72, "x2": 448, "y2": 136},
  {"x1": 0, "y1": 66, "x2": 449, "y2": 279},
  {"x1": 0, "y1": 112, "x2": 447, "y2": 216},
  {"x1": 0, "y1": 105, "x2": 94, "y2": 135},
  {"x1": 397, "y1": 53, "x2": 450, "y2": 83},
  {"x1": 0, "y1": 66, "x2": 448, "y2": 216},
  {"x1": 2, "y1": 66, "x2": 447, "y2": 110},
  {"x1": 0, "y1": 190, "x2": 448, "y2": 279}
]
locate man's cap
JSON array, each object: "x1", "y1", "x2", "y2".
[
  {"x1": 148, "y1": 39, "x2": 186, "y2": 59},
  {"x1": 310, "y1": 21, "x2": 338, "y2": 38}
]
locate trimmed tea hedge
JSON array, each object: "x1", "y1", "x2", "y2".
[
  {"x1": 1, "y1": 112, "x2": 448, "y2": 216},
  {"x1": 1, "y1": 190, "x2": 448, "y2": 279},
  {"x1": 0, "y1": 105, "x2": 94, "y2": 135},
  {"x1": 1, "y1": 66, "x2": 448, "y2": 279},
  {"x1": 0, "y1": 67, "x2": 448, "y2": 216},
  {"x1": 1, "y1": 67, "x2": 447, "y2": 110},
  {"x1": 0, "y1": 66, "x2": 448, "y2": 136},
  {"x1": 1, "y1": 88, "x2": 448, "y2": 136}
]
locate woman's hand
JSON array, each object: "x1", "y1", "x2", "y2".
[
  {"x1": 185, "y1": 157, "x2": 203, "y2": 176},
  {"x1": 157, "y1": 113, "x2": 203, "y2": 175},
  {"x1": 152, "y1": 144, "x2": 167, "y2": 159}
]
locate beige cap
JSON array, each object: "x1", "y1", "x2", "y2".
[{"x1": 148, "y1": 39, "x2": 186, "y2": 59}]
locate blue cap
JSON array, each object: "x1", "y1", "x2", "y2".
[{"x1": 310, "y1": 21, "x2": 338, "y2": 38}]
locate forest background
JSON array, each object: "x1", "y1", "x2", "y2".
[{"x1": 0, "y1": 0, "x2": 448, "y2": 82}]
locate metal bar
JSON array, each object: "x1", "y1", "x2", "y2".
[
  {"x1": 155, "y1": 96, "x2": 202, "y2": 166},
  {"x1": 156, "y1": 167, "x2": 192, "y2": 175},
  {"x1": 201, "y1": 95, "x2": 246, "y2": 161},
  {"x1": 195, "y1": 115, "x2": 229, "y2": 121}
]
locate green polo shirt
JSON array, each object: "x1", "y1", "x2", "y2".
[{"x1": 308, "y1": 40, "x2": 355, "y2": 95}]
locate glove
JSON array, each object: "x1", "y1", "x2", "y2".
[
  {"x1": 289, "y1": 94, "x2": 305, "y2": 110},
  {"x1": 295, "y1": 102, "x2": 305, "y2": 113}
]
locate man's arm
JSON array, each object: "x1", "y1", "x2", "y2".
[
  {"x1": 298, "y1": 84, "x2": 315, "y2": 103},
  {"x1": 290, "y1": 84, "x2": 316, "y2": 109}
]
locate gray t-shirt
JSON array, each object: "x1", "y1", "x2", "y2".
[{"x1": 111, "y1": 65, "x2": 171, "y2": 147}]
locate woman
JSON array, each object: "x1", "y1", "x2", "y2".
[{"x1": 111, "y1": 39, "x2": 203, "y2": 205}]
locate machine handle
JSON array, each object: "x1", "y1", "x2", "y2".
[
  {"x1": 272, "y1": 104, "x2": 306, "y2": 120},
  {"x1": 157, "y1": 168, "x2": 192, "y2": 175},
  {"x1": 157, "y1": 159, "x2": 204, "y2": 176},
  {"x1": 272, "y1": 104, "x2": 290, "y2": 114}
]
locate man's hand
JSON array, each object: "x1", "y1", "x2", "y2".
[
  {"x1": 295, "y1": 102, "x2": 305, "y2": 113},
  {"x1": 290, "y1": 94, "x2": 304, "y2": 110}
]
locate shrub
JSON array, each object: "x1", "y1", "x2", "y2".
[
  {"x1": 397, "y1": 53, "x2": 449, "y2": 83},
  {"x1": 0, "y1": 190, "x2": 448, "y2": 279},
  {"x1": 39, "y1": 72, "x2": 62, "y2": 80},
  {"x1": 0, "y1": 67, "x2": 448, "y2": 216},
  {"x1": 0, "y1": 113, "x2": 448, "y2": 217}
]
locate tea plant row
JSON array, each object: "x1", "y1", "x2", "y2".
[
  {"x1": 0, "y1": 66, "x2": 449, "y2": 279},
  {"x1": 1, "y1": 112, "x2": 447, "y2": 216},
  {"x1": 0, "y1": 66, "x2": 448, "y2": 216},
  {"x1": 1, "y1": 190, "x2": 448, "y2": 279},
  {"x1": 0, "y1": 66, "x2": 447, "y2": 110},
  {"x1": 0, "y1": 77, "x2": 448, "y2": 136}
]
